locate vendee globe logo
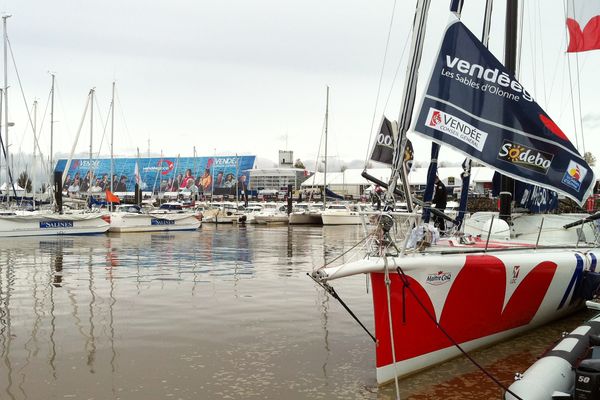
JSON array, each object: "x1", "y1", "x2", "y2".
[
  {"x1": 497, "y1": 140, "x2": 554, "y2": 174},
  {"x1": 562, "y1": 160, "x2": 587, "y2": 192},
  {"x1": 425, "y1": 108, "x2": 488, "y2": 152}
]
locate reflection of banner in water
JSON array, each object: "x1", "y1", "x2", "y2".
[{"x1": 55, "y1": 155, "x2": 256, "y2": 193}]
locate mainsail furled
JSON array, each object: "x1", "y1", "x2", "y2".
[{"x1": 413, "y1": 19, "x2": 594, "y2": 206}]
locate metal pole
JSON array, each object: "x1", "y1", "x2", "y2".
[
  {"x1": 3, "y1": 15, "x2": 10, "y2": 198},
  {"x1": 32, "y1": 100, "x2": 37, "y2": 208},
  {"x1": 110, "y1": 82, "x2": 115, "y2": 193},
  {"x1": 388, "y1": 0, "x2": 431, "y2": 212},
  {"x1": 89, "y1": 88, "x2": 94, "y2": 167},
  {"x1": 324, "y1": 86, "x2": 328, "y2": 209},
  {"x1": 499, "y1": 0, "x2": 518, "y2": 224},
  {"x1": 50, "y1": 73, "x2": 55, "y2": 171}
]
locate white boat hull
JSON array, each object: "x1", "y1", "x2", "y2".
[
  {"x1": 109, "y1": 212, "x2": 200, "y2": 232},
  {"x1": 0, "y1": 212, "x2": 110, "y2": 237},
  {"x1": 320, "y1": 212, "x2": 363, "y2": 225}
]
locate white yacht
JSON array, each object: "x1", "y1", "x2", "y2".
[
  {"x1": 254, "y1": 203, "x2": 289, "y2": 224},
  {"x1": 288, "y1": 203, "x2": 322, "y2": 225},
  {"x1": 201, "y1": 202, "x2": 246, "y2": 224},
  {"x1": 109, "y1": 204, "x2": 200, "y2": 232},
  {"x1": 320, "y1": 203, "x2": 369, "y2": 225},
  {"x1": 0, "y1": 210, "x2": 110, "y2": 237}
]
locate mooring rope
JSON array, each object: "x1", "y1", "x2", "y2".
[
  {"x1": 394, "y1": 265, "x2": 524, "y2": 400},
  {"x1": 384, "y1": 256, "x2": 401, "y2": 400}
]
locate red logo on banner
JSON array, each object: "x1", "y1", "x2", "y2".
[
  {"x1": 429, "y1": 111, "x2": 442, "y2": 127},
  {"x1": 158, "y1": 160, "x2": 174, "y2": 175}
]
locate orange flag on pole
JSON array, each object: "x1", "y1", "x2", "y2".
[{"x1": 105, "y1": 189, "x2": 120, "y2": 203}]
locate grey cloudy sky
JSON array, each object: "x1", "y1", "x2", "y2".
[{"x1": 1, "y1": 0, "x2": 599, "y2": 168}]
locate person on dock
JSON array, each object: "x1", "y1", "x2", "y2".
[{"x1": 432, "y1": 176, "x2": 447, "y2": 231}]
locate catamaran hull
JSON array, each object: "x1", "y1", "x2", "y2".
[
  {"x1": 109, "y1": 213, "x2": 200, "y2": 232},
  {"x1": 317, "y1": 248, "x2": 596, "y2": 384},
  {"x1": 0, "y1": 213, "x2": 110, "y2": 237}
]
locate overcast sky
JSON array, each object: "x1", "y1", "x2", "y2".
[{"x1": 0, "y1": 0, "x2": 598, "y2": 169}]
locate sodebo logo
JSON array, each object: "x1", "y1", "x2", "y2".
[{"x1": 497, "y1": 140, "x2": 554, "y2": 174}]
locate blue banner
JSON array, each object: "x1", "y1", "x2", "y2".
[
  {"x1": 55, "y1": 155, "x2": 256, "y2": 194},
  {"x1": 413, "y1": 19, "x2": 594, "y2": 206}
]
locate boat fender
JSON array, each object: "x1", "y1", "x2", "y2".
[
  {"x1": 574, "y1": 357, "x2": 600, "y2": 400},
  {"x1": 239, "y1": 215, "x2": 247, "y2": 223}
]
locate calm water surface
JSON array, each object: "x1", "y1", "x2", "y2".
[{"x1": 0, "y1": 224, "x2": 593, "y2": 399}]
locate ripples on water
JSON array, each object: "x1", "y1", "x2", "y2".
[{"x1": 0, "y1": 224, "x2": 593, "y2": 399}]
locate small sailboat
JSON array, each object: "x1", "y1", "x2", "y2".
[
  {"x1": 312, "y1": 0, "x2": 600, "y2": 386},
  {"x1": 102, "y1": 83, "x2": 199, "y2": 233},
  {"x1": 0, "y1": 19, "x2": 109, "y2": 237}
]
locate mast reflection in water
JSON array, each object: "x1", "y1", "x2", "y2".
[{"x1": 0, "y1": 225, "x2": 592, "y2": 399}]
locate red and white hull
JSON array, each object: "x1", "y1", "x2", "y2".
[{"x1": 316, "y1": 247, "x2": 596, "y2": 384}]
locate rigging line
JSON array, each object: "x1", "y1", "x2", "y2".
[
  {"x1": 525, "y1": 1, "x2": 537, "y2": 103},
  {"x1": 93, "y1": 98, "x2": 111, "y2": 162},
  {"x1": 563, "y1": 0, "x2": 580, "y2": 152},
  {"x1": 574, "y1": 51, "x2": 586, "y2": 154},
  {"x1": 115, "y1": 86, "x2": 135, "y2": 155},
  {"x1": 313, "y1": 231, "x2": 374, "y2": 273},
  {"x1": 545, "y1": 16, "x2": 568, "y2": 105},
  {"x1": 536, "y1": 0, "x2": 548, "y2": 106},
  {"x1": 381, "y1": 31, "x2": 411, "y2": 131},
  {"x1": 310, "y1": 110, "x2": 326, "y2": 188},
  {"x1": 363, "y1": 0, "x2": 399, "y2": 167},
  {"x1": 394, "y1": 265, "x2": 525, "y2": 400},
  {"x1": 307, "y1": 273, "x2": 376, "y2": 343},
  {"x1": 6, "y1": 37, "x2": 48, "y2": 173},
  {"x1": 384, "y1": 256, "x2": 401, "y2": 400}
]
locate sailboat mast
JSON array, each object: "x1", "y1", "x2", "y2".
[
  {"x1": 499, "y1": 0, "x2": 518, "y2": 223},
  {"x1": 388, "y1": 0, "x2": 431, "y2": 212},
  {"x1": 3, "y1": 15, "x2": 10, "y2": 197},
  {"x1": 32, "y1": 100, "x2": 37, "y2": 208},
  {"x1": 323, "y1": 86, "x2": 329, "y2": 209},
  {"x1": 110, "y1": 82, "x2": 115, "y2": 193},
  {"x1": 49, "y1": 73, "x2": 55, "y2": 171},
  {"x1": 89, "y1": 88, "x2": 94, "y2": 168}
]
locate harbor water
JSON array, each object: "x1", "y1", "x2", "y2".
[{"x1": 0, "y1": 224, "x2": 593, "y2": 399}]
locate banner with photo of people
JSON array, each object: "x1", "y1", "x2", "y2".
[{"x1": 54, "y1": 155, "x2": 256, "y2": 195}]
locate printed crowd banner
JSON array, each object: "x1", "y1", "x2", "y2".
[
  {"x1": 566, "y1": 1, "x2": 600, "y2": 53},
  {"x1": 412, "y1": 19, "x2": 594, "y2": 206},
  {"x1": 55, "y1": 155, "x2": 256, "y2": 195}
]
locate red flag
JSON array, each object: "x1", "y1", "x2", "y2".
[
  {"x1": 567, "y1": 1, "x2": 600, "y2": 52},
  {"x1": 105, "y1": 189, "x2": 120, "y2": 203}
]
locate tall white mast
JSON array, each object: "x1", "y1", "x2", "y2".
[
  {"x1": 89, "y1": 88, "x2": 94, "y2": 171},
  {"x1": 32, "y1": 99, "x2": 37, "y2": 208},
  {"x1": 3, "y1": 14, "x2": 10, "y2": 197},
  {"x1": 323, "y1": 86, "x2": 329, "y2": 209},
  {"x1": 388, "y1": 0, "x2": 430, "y2": 212},
  {"x1": 49, "y1": 73, "x2": 55, "y2": 171},
  {"x1": 110, "y1": 82, "x2": 115, "y2": 193}
]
